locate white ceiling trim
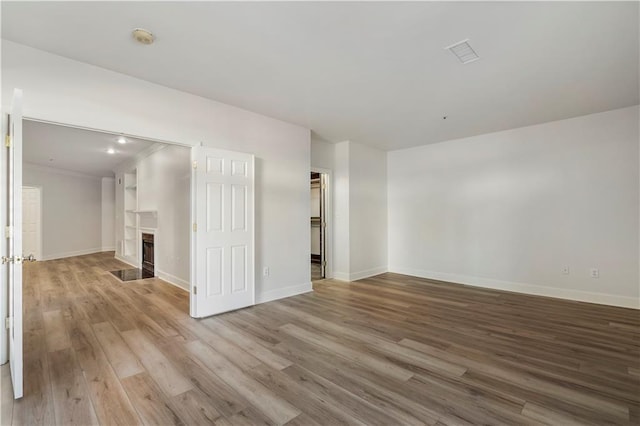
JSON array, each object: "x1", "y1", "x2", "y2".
[
  {"x1": 112, "y1": 143, "x2": 168, "y2": 174},
  {"x1": 24, "y1": 162, "x2": 103, "y2": 181}
]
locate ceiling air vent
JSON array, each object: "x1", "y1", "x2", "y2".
[{"x1": 445, "y1": 39, "x2": 479, "y2": 64}]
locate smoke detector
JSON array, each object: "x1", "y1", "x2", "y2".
[
  {"x1": 132, "y1": 28, "x2": 155, "y2": 45},
  {"x1": 445, "y1": 39, "x2": 479, "y2": 64}
]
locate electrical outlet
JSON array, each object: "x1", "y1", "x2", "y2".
[
  {"x1": 562, "y1": 266, "x2": 570, "y2": 275},
  {"x1": 590, "y1": 268, "x2": 599, "y2": 279},
  {"x1": 263, "y1": 267, "x2": 270, "y2": 277}
]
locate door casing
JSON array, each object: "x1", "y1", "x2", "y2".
[{"x1": 311, "y1": 167, "x2": 333, "y2": 280}]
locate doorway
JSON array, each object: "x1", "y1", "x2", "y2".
[{"x1": 310, "y1": 170, "x2": 330, "y2": 280}]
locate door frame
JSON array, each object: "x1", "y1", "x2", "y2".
[
  {"x1": 311, "y1": 167, "x2": 333, "y2": 280},
  {"x1": 1, "y1": 114, "x2": 8, "y2": 365},
  {"x1": 22, "y1": 185, "x2": 43, "y2": 262},
  {"x1": 19, "y1": 116, "x2": 194, "y2": 290}
]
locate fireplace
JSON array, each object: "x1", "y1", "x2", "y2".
[{"x1": 141, "y1": 233, "x2": 155, "y2": 274}]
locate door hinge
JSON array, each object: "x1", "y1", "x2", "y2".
[
  {"x1": 193, "y1": 223, "x2": 197, "y2": 232},
  {"x1": 192, "y1": 160, "x2": 198, "y2": 169},
  {"x1": 323, "y1": 261, "x2": 327, "y2": 267},
  {"x1": 4, "y1": 135, "x2": 10, "y2": 147},
  {"x1": 5, "y1": 317, "x2": 13, "y2": 329},
  {"x1": 193, "y1": 286, "x2": 197, "y2": 295},
  {"x1": 5, "y1": 226, "x2": 13, "y2": 238}
]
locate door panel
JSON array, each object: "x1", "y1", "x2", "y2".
[
  {"x1": 192, "y1": 146, "x2": 254, "y2": 318},
  {"x1": 231, "y1": 245, "x2": 247, "y2": 293},
  {"x1": 231, "y1": 184, "x2": 247, "y2": 231},
  {"x1": 205, "y1": 247, "x2": 223, "y2": 296},
  {"x1": 22, "y1": 187, "x2": 40, "y2": 260},
  {"x1": 206, "y1": 183, "x2": 223, "y2": 231}
]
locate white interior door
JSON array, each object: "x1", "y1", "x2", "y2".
[
  {"x1": 22, "y1": 187, "x2": 41, "y2": 261},
  {"x1": 2, "y1": 89, "x2": 24, "y2": 398},
  {"x1": 191, "y1": 146, "x2": 255, "y2": 318}
]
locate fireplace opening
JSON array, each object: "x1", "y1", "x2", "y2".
[{"x1": 142, "y1": 233, "x2": 155, "y2": 275}]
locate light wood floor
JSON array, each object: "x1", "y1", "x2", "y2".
[{"x1": 1, "y1": 252, "x2": 639, "y2": 425}]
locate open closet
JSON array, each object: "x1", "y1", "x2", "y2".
[{"x1": 310, "y1": 171, "x2": 326, "y2": 280}]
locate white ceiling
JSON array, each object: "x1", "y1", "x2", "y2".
[
  {"x1": 24, "y1": 120, "x2": 156, "y2": 177},
  {"x1": 3, "y1": 2, "x2": 638, "y2": 150}
]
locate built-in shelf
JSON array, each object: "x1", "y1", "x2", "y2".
[
  {"x1": 134, "y1": 210, "x2": 158, "y2": 218},
  {"x1": 123, "y1": 170, "x2": 138, "y2": 259}
]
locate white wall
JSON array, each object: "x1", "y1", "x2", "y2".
[
  {"x1": 311, "y1": 134, "x2": 335, "y2": 170},
  {"x1": 332, "y1": 140, "x2": 388, "y2": 281},
  {"x1": 136, "y1": 145, "x2": 191, "y2": 288},
  {"x1": 23, "y1": 164, "x2": 103, "y2": 260},
  {"x1": 3, "y1": 40, "x2": 311, "y2": 302},
  {"x1": 388, "y1": 106, "x2": 640, "y2": 308},
  {"x1": 348, "y1": 142, "x2": 388, "y2": 280},
  {"x1": 333, "y1": 141, "x2": 350, "y2": 280},
  {"x1": 101, "y1": 177, "x2": 115, "y2": 251}
]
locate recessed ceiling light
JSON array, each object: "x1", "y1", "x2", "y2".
[
  {"x1": 107, "y1": 148, "x2": 116, "y2": 154},
  {"x1": 132, "y1": 28, "x2": 155, "y2": 45},
  {"x1": 117, "y1": 136, "x2": 127, "y2": 144},
  {"x1": 444, "y1": 39, "x2": 480, "y2": 64}
]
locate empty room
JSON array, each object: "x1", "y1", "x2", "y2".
[{"x1": 1, "y1": 1, "x2": 638, "y2": 425}]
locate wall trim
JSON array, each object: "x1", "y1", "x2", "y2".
[
  {"x1": 41, "y1": 247, "x2": 104, "y2": 261},
  {"x1": 256, "y1": 282, "x2": 313, "y2": 304},
  {"x1": 333, "y1": 267, "x2": 388, "y2": 282},
  {"x1": 24, "y1": 162, "x2": 102, "y2": 180},
  {"x1": 156, "y1": 269, "x2": 190, "y2": 292},
  {"x1": 333, "y1": 272, "x2": 350, "y2": 282},
  {"x1": 113, "y1": 254, "x2": 189, "y2": 293},
  {"x1": 112, "y1": 143, "x2": 168, "y2": 175},
  {"x1": 114, "y1": 253, "x2": 138, "y2": 268},
  {"x1": 349, "y1": 266, "x2": 388, "y2": 282},
  {"x1": 389, "y1": 266, "x2": 640, "y2": 310},
  {"x1": 101, "y1": 246, "x2": 115, "y2": 252}
]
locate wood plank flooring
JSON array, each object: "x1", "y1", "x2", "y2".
[{"x1": 1, "y1": 252, "x2": 639, "y2": 425}]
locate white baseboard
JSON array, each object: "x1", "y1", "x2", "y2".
[
  {"x1": 112, "y1": 255, "x2": 189, "y2": 293},
  {"x1": 114, "y1": 254, "x2": 138, "y2": 268},
  {"x1": 389, "y1": 266, "x2": 640, "y2": 309},
  {"x1": 349, "y1": 266, "x2": 388, "y2": 281},
  {"x1": 156, "y1": 269, "x2": 190, "y2": 292},
  {"x1": 101, "y1": 246, "x2": 115, "y2": 252},
  {"x1": 256, "y1": 282, "x2": 313, "y2": 304},
  {"x1": 332, "y1": 267, "x2": 388, "y2": 282},
  {"x1": 41, "y1": 247, "x2": 104, "y2": 261},
  {"x1": 333, "y1": 272, "x2": 350, "y2": 282}
]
